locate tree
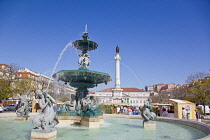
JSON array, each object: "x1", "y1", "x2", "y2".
[
  {"x1": 13, "y1": 78, "x2": 37, "y2": 99},
  {"x1": 0, "y1": 63, "x2": 21, "y2": 104},
  {"x1": 187, "y1": 77, "x2": 210, "y2": 115},
  {"x1": 185, "y1": 72, "x2": 209, "y2": 84},
  {"x1": 172, "y1": 85, "x2": 189, "y2": 100}
]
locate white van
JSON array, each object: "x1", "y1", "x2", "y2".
[{"x1": 197, "y1": 105, "x2": 210, "y2": 115}]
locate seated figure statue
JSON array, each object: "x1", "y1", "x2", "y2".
[
  {"x1": 32, "y1": 89, "x2": 59, "y2": 130},
  {"x1": 16, "y1": 97, "x2": 30, "y2": 117},
  {"x1": 141, "y1": 98, "x2": 157, "y2": 122}
]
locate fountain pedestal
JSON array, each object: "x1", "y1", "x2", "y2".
[
  {"x1": 57, "y1": 116, "x2": 81, "y2": 127},
  {"x1": 143, "y1": 121, "x2": 156, "y2": 129},
  {"x1": 30, "y1": 128, "x2": 57, "y2": 140},
  {"x1": 57, "y1": 116, "x2": 104, "y2": 128},
  {"x1": 81, "y1": 116, "x2": 104, "y2": 128}
]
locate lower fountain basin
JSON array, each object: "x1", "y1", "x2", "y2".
[{"x1": 0, "y1": 117, "x2": 207, "y2": 140}]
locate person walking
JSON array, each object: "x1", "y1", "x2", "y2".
[
  {"x1": 195, "y1": 109, "x2": 201, "y2": 122},
  {"x1": 182, "y1": 107, "x2": 187, "y2": 119}
]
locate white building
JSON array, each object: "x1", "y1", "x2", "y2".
[{"x1": 95, "y1": 88, "x2": 150, "y2": 106}]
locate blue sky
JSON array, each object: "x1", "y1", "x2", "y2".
[{"x1": 0, "y1": 0, "x2": 209, "y2": 91}]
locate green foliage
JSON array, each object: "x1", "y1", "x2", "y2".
[
  {"x1": 98, "y1": 105, "x2": 113, "y2": 114},
  {"x1": 0, "y1": 79, "x2": 13, "y2": 100},
  {"x1": 151, "y1": 107, "x2": 158, "y2": 115},
  {"x1": 196, "y1": 107, "x2": 203, "y2": 115},
  {"x1": 13, "y1": 78, "x2": 37, "y2": 96},
  {"x1": 187, "y1": 78, "x2": 210, "y2": 104}
]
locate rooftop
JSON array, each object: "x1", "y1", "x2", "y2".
[{"x1": 97, "y1": 88, "x2": 145, "y2": 92}]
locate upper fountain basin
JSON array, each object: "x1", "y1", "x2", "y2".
[
  {"x1": 72, "y1": 40, "x2": 98, "y2": 52},
  {"x1": 53, "y1": 69, "x2": 111, "y2": 88}
]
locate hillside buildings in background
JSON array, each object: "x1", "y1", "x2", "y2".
[{"x1": 0, "y1": 63, "x2": 76, "y2": 101}]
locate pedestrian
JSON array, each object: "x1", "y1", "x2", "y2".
[
  {"x1": 195, "y1": 109, "x2": 201, "y2": 122},
  {"x1": 162, "y1": 108, "x2": 169, "y2": 117},
  {"x1": 127, "y1": 107, "x2": 132, "y2": 115},
  {"x1": 134, "y1": 107, "x2": 140, "y2": 115},
  {"x1": 117, "y1": 106, "x2": 120, "y2": 114},
  {"x1": 157, "y1": 108, "x2": 160, "y2": 116},
  {"x1": 0, "y1": 105, "x2": 3, "y2": 113},
  {"x1": 120, "y1": 106, "x2": 123, "y2": 113},
  {"x1": 123, "y1": 106, "x2": 127, "y2": 114},
  {"x1": 182, "y1": 107, "x2": 186, "y2": 119},
  {"x1": 53, "y1": 104, "x2": 57, "y2": 112}
]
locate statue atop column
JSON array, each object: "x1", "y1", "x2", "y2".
[{"x1": 116, "y1": 45, "x2": 120, "y2": 53}]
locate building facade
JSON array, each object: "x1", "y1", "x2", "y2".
[{"x1": 94, "y1": 88, "x2": 150, "y2": 106}]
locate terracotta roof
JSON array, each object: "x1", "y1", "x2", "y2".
[
  {"x1": 166, "y1": 88, "x2": 174, "y2": 91},
  {"x1": 97, "y1": 88, "x2": 145, "y2": 92},
  {"x1": 0, "y1": 63, "x2": 8, "y2": 65}
]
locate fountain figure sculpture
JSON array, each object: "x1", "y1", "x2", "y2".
[
  {"x1": 32, "y1": 89, "x2": 59, "y2": 130},
  {"x1": 141, "y1": 98, "x2": 157, "y2": 122},
  {"x1": 16, "y1": 97, "x2": 30, "y2": 118}
]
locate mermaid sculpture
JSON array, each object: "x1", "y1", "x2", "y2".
[
  {"x1": 141, "y1": 98, "x2": 157, "y2": 122},
  {"x1": 32, "y1": 89, "x2": 59, "y2": 130},
  {"x1": 16, "y1": 97, "x2": 30, "y2": 117}
]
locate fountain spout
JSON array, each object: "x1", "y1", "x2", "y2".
[{"x1": 82, "y1": 25, "x2": 88, "y2": 40}]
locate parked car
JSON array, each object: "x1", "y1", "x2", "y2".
[
  {"x1": 4, "y1": 104, "x2": 16, "y2": 111},
  {"x1": 3, "y1": 106, "x2": 9, "y2": 111}
]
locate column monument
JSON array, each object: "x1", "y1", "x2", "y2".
[{"x1": 112, "y1": 46, "x2": 123, "y2": 103}]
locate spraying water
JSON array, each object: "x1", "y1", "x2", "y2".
[
  {"x1": 121, "y1": 62, "x2": 144, "y2": 89},
  {"x1": 47, "y1": 41, "x2": 72, "y2": 89}
]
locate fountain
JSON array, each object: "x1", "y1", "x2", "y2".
[{"x1": 53, "y1": 26, "x2": 111, "y2": 127}]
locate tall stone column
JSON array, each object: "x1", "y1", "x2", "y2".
[
  {"x1": 112, "y1": 46, "x2": 123, "y2": 103},
  {"x1": 115, "y1": 51, "x2": 121, "y2": 89}
]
